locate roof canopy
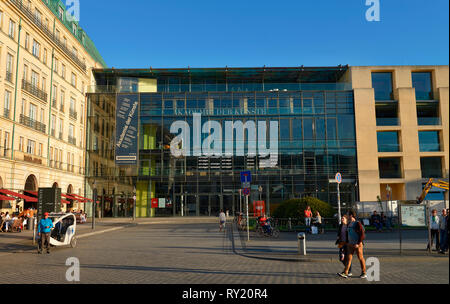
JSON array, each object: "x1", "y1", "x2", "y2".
[{"x1": 93, "y1": 66, "x2": 349, "y2": 86}]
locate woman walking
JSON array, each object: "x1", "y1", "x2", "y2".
[{"x1": 336, "y1": 215, "x2": 352, "y2": 277}]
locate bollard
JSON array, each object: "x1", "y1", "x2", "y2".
[{"x1": 297, "y1": 232, "x2": 306, "y2": 255}]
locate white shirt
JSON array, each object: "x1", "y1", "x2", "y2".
[{"x1": 219, "y1": 212, "x2": 226, "y2": 222}]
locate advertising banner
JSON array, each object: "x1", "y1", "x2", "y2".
[
  {"x1": 115, "y1": 94, "x2": 139, "y2": 165},
  {"x1": 151, "y1": 198, "x2": 159, "y2": 209},
  {"x1": 253, "y1": 201, "x2": 266, "y2": 217}
]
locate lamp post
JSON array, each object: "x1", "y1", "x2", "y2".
[
  {"x1": 386, "y1": 184, "x2": 392, "y2": 217},
  {"x1": 92, "y1": 181, "x2": 97, "y2": 230},
  {"x1": 133, "y1": 186, "x2": 136, "y2": 221}
]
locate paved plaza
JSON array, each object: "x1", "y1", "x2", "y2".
[{"x1": 0, "y1": 219, "x2": 448, "y2": 284}]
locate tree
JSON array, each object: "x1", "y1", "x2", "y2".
[{"x1": 272, "y1": 197, "x2": 334, "y2": 220}]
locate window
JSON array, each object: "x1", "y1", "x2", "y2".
[
  {"x1": 23, "y1": 64, "x2": 28, "y2": 80},
  {"x1": 63, "y1": 37, "x2": 67, "y2": 47},
  {"x1": 417, "y1": 102, "x2": 440, "y2": 126},
  {"x1": 25, "y1": 33, "x2": 30, "y2": 50},
  {"x1": 372, "y1": 72, "x2": 394, "y2": 100},
  {"x1": 419, "y1": 131, "x2": 441, "y2": 152},
  {"x1": 420, "y1": 157, "x2": 443, "y2": 178},
  {"x1": 58, "y1": 7, "x2": 64, "y2": 20},
  {"x1": 34, "y1": 9, "x2": 42, "y2": 25},
  {"x1": 71, "y1": 73, "x2": 77, "y2": 87},
  {"x1": 6, "y1": 53, "x2": 14, "y2": 74},
  {"x1": 4, "y1": 90, "x2": 11, "y2": 113},
  {"x1": 0, "y1": 10, "x2": 3, "y2": 30},
  {"x1": 379, "y1": 157, "x2": 402, "y2": 179},
  {"x1": 72, "y1": 24, "x2": 77, "y2": 35},
  {"x1": 40, "y1": 108, "x2": 44, "y2": 123},
  {"x1": 27, "y1": 140, "x2": 36, "y2": 155},
  {"x1": 51, "y1": 115, "x2": 56, "y2": 134},
  {"x1": 59, "y1": 118, "x2": 64, "y2": 136},
  {"x1": 60, "y1": 91, "x2": 65, "y2": 111},
  {"x1": 412, "y1": 72, "x2": 433, "y2": 100},
  {"x1": 376, "y1": 102, "x2": 399, "y2": 126},
  {"x1": 61, "y1": 64, "x2": 66, "y2": 79},
  {"x1": 52, "y1": 85, "x2": 57, "y2": 103},
  {"x1": 29, "y1": 103, "x2": 37, "y2": 121},
  {"x1": 43, "y1": 48, "x2": 48, "y2": 65},
  {"x1": 55, "y1": 29, "x2": 60, "y2": 41},
  {"x1": 3, "y1": 132, "x2": 10, "y2": 155},
  {"x1": 38, "y1": 143, "x2": 43, "y2": 156},
  {"x1": 42, "y1": 77, "x2": 46, "y2": 92},
  {"x1": 70, "y1": 98, "x2": 76, "y2": 112},
  {"x1": 32, "y1": 40, "x2": 40, "y2": 58},
  {"x1": 9, "y1": 20, "x2": 16, "y2": 39},
  {"x1": 377, "y1": 131, "x2": 400, "y2": 152},
  {"x1": 19, "y1": 137, "x2": 24, "y2": 152},
  {"x1": 21, "y1": 99, "x2": 26, "y2": 115},
  {"x1": 31, "y1": 71, "x2": 39, "y2": 87}
]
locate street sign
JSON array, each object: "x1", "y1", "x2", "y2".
[
  {"x1": 243, "y1": 188, "x2": 251, "y2": 196},
  {"x1": 335, "y1": 173, "x2": 342, "y2": 184},
  {"x1": 241, "y1": 171, "x2": 252, "y2": 184}
]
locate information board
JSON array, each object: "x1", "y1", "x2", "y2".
[
  {"x1": 37, "y1": 188, "x2": 61, "y2": 218},
  {"x1": 401, "y1": 205, "x2": 427, "y2": 227}
]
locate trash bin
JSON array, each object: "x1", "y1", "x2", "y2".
[{"x1": 297, "y1": 232, "x2": 306, "y2": 255}]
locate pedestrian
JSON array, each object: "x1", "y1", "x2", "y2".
[
  {"x1": 336, "y1": 215, "x2": 352, "y2": 277},
  {"x1": 219, "y1": 209, "x2": 226, "y2": 232},
  {"x1": 313, "y1": 211, "x2": 323, "y2": 234},
  {"x1": 304, "y1": 206, "x2": 313, "y2": 234},
  {"x1": 38, "y1": 212, "x2": 54, "y2": 254},
  {"x1": 338, "y1": 210, "x2": 367, "y2": 279},
  {"x1": 427, "y1": 209, "x2": 440, "y2": 252},
  {"x1": 439, "y1": 209, "x2": 448, "y2": 254},
  {"x1": 371, "y1": 211, "x2": 382, "y2": 232}
]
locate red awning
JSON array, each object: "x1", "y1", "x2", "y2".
[
  {"x1": 70, "y1": 193, "x2": 93, "y2": 202},
  {"x1": 0, "y1": 189, "x2": 38, "y2": 202},
  {"x1": 0, "y1": 194, "x2": 15, "y2": 201},
  {"x1": 62, "y1": 193, "x2": 79, "y2": 201},
  {"x1": 61, "y1": 199, "x2": 71, "y2": 204}
]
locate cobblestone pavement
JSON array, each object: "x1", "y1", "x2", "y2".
[{"x1": 0, "y1": 221, "x2": 447, "y2": 284}]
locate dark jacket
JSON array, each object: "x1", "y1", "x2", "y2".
[{"x1": 336, "y1": 223, "x2": 348, "y2": 244}]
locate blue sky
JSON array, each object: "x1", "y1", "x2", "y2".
[{"x1": 79, "y1": 0, "x2": 449, "y2": 68}]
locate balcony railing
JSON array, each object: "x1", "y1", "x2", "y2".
[
  {"x1": 5, "y1": 71, "x2": 13, "y2": 83},
  {"x1": 3, "y1": 108, "x2": 11, "y2": 119},
  {"x1": 22, "y1": 79, "x2": 47, "y2": 102},
  {"x1": 8, "y1": 0, "x2": 87, "y2": 72},
  {"x1": 19, "y1": 114, "x2": 46, "y2": 133},
  {"x1": 69, "y1": 109, "x2": 78, "y2": 120},
  {"x1": 68, "y1": 136, "x2": 77, "y2": 145}
]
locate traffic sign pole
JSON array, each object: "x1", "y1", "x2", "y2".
[
  {"x1": 335, "y1": 173, "x2": 342, "y2": 225},
  {"x1": 246, "y1": 194, "x2": 249, "y2": 242}
]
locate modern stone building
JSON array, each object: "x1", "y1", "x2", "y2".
[
  {"x1": 0, "y1": 0, "x2": 105, "y2": 213},
  {"x1": 86, "y1": 65, "x2": 449, "y2": 218}
]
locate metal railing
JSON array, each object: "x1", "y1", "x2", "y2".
[
  {"x1": 69, "y1": 109, "x2": 78, "y2": 120},
  {"x1": 22, "y1": 79, "x2": 48, "y2": 102},
  {"x1": 5, "y1": 71, "x2": 13, "y2": 83},
  {"x1": 68, "y1": 136, "x2": 77, "y2": 145},
  {"x1": 8, "y1": 0, "x2": 87, "y2": 72},
  {"x1": 19, "y1": 114, "x2": 46, "y2": 133},
  {"x1": 3, "y1": 108, "x2": 11, "y2": 119}
]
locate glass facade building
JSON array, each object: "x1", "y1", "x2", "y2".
[{"x1": 86, "y1": 67, "x2": 359, "y2": 217}]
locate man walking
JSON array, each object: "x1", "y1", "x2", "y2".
[
  {"x1": 439, "y1": 209, "x2": 448, "y2": 254},
  {"x1": 338, "y1": 210, "x2": 367, "y2": 279},
  {"x1": 427, "y1": 209, "x2": 440, "y2": 252},
  {"x1": 38, "y1": 212, "x2": 54, "y2": 254}
]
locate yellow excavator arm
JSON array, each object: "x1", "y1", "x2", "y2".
[{"x1": 417, "y1": 178, "x2": 449, "y2": 204}]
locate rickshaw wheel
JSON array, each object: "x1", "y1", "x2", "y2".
[{"x1": 70, "y1": 236, "x2": 77, "y2": 248}]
